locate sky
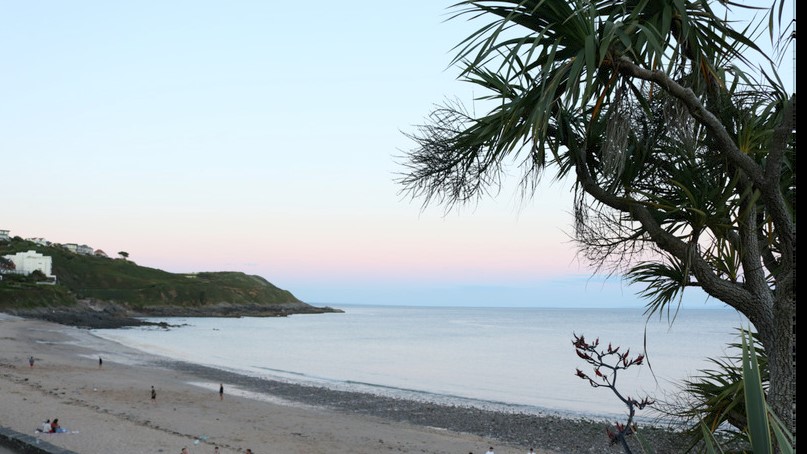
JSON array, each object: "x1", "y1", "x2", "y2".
[{"x1": 1, "y1": 2, "x2": 794, "y2": 308}]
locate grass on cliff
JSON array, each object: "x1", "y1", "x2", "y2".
[{"x1": 0, "y1": 238, "x2": 301, "y2": 309}]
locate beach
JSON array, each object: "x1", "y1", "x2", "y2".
[{"x1": 0, "y1": 316, "x2": 689, "y2": 454}]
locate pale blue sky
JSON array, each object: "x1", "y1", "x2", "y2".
[{"x1": 1, "y1": 2, "x2": 793, "y2": 308}]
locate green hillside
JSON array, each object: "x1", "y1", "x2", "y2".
[{"x1": 0, "y1": 238, "x2": 307, "y2": 312}]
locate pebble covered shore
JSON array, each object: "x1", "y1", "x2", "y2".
[{"x1": 168, "y1": 360, "x2": 694, "y2": 454}]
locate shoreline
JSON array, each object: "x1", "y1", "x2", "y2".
[
  {"x1": 0, "y1": 315, "x2": 692, "y2": 453},
  {"x1": 2, "y1": 299, "x2": 342, "y2": 329}
]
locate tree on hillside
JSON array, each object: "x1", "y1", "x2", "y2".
[{"x1": 400, "y1": 0, "x2": 795, "y2": 431}]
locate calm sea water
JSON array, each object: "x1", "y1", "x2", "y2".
[{"x1": 92, "y1": 305, "x2": 749, "y2": 422}]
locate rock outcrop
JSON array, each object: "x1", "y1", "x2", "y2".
[{"x1": 5, "y1": 299, "x2": 343, "y2": 329}]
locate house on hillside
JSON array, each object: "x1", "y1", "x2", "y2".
[
  {"x1": 0, "y1": 230, "x2": 9, "y2": 242},
  {"x1": 63, "y1": 243, "x2": 94, "y2": 255},
  {"x1": 26, "y1": 237, "x2": 50, "y2": 246},
  {"x1": 94, "y1": 249, "x2": 109, "y2": 258},
  {"x1": 1, "y1": 250, "x2": 56, "y2": 280}
]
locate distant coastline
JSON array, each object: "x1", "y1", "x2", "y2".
[
  {"x1": 1, "y1": 235, "x2": 342, "y2": 329},
  {"x1": 3, "y1": 298, "x2": 343, "y2": 329}
]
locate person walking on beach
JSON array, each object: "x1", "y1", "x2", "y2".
[
  {"x1": 99, "y1": 356, "x2": 103, "y2": 368},
  {"x1": 486, "y1": 447, "x2": 495, "y2": 454},
  {"x1": 219, "y1": 383, "x2": 224, "y2": 400},
  {"x1": 29, "y1": 356, "x2": 34, "y2": 368},
  {"x1": 151, "y1": 385, "x2": 157, "y2": 403}
]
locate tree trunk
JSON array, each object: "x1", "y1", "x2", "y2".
[{"x1": 758, "y1": 289, "x2": 796, "y2": 436}]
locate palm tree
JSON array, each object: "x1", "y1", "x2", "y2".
[{"x1": 400, "y1": 0, "x2": 795, "y2": 431}]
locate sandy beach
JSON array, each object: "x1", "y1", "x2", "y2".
[{"x1": 0, "y1": 315, "x2": 688, "y2": 454}]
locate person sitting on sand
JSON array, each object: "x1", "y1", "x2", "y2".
[{"x1": 48, "y1": 418, "x2": 69, "y2": 433}]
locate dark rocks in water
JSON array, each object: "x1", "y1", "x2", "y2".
[
  {"x1": 30, "y1": 309, "x2": 154, "y2": 329},
  {"x1": 4, "y1": 299, "x2": 343, "y2": 329}
]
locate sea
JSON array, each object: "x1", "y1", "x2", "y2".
[{"x1": 92, "y1": 305, "x2": 750, "y2": 424}]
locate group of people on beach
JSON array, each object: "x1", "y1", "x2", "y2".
[
  {"x1": 25, "y1": 351, "x2": 533, "y2": 454},
  {"x1": 38, "y1": 418, "x2": 67, "y2": 434}
]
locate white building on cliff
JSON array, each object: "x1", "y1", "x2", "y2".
[{"x1": 1, "y1": 250, "x2": 55, "y2": 279}]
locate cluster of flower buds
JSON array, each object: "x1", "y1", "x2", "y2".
[
  {"x1": 572, "y1": 333, "x2": 655, "y2": 431},
  {"x1": 573, "y1": 333, "x2": 659, "y2": 452},
  {"x1": 605, "y1": 422, "x2": 638, "y2": 445},
  {"x1": 572, "y1": 333, "x2": 647, "y2": 379}
]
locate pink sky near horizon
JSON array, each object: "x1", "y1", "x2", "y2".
[{"x1": 7, "y1": 193, "x2": 583, "y2": 283}]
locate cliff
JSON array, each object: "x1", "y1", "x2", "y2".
[{"x1": 0, "y1": 238, "x2": 340, "y2": 328}]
